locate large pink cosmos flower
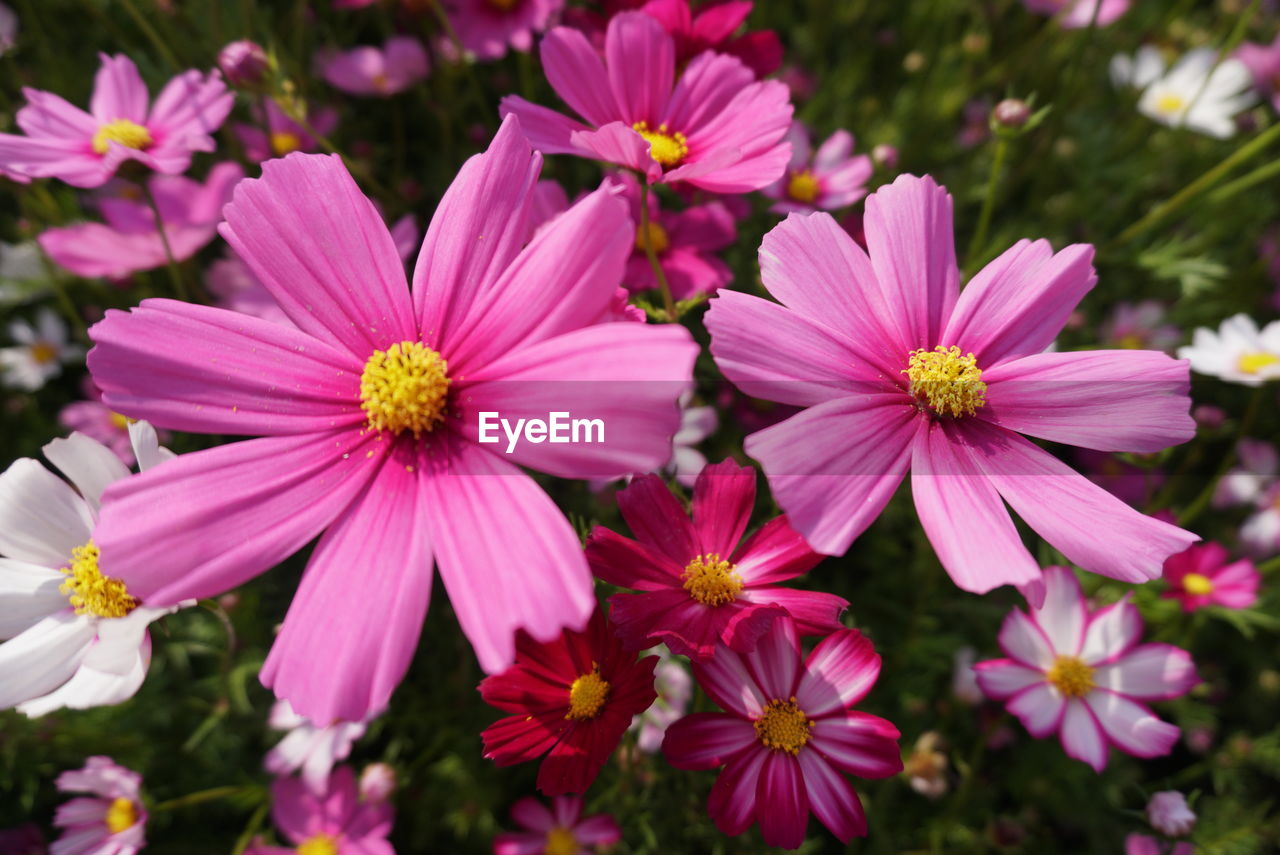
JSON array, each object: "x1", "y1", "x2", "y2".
[
  {"x1": 444, "y1": 0, "x2": 565, "y2": 61},
  {"x1": 85, "y1": 116, "x2": 698, "y2": 724},
  {"x1": 974, "y1": 567, "x2": 1198, "y2": 773},
  {"x1": 586, "y1": 460, "x2": 846, "y2": 660},
  {"x1": 499, "y1": 11, "x2": 792, "y2": 193},
  {"x1": 663, "y1": 619, "x2": 902, "y2": 848},
  {"x1": 0, "y1": 54, "x2": 232, "y2": 188},
  {"x1": 704, "y1": 175, "x2": 1197, "y2": 599},
  {"x1": 320, "y1": 36, "x2": 430, "y2": 97},
  {"x1": 1161, "y1": 542, "x2": 1259, "y2": 613},
  {"x1": 39, "y1": 162, "x2": 244, "y2": 280},
  {"x1": 247, "y1": 767, "x2": 393, "y2": 855}
]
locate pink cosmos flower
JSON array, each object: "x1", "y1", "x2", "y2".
[
  {"x1": 1022, "y1": 0, "x2": 1129, "y2": 28},
  {"x1": 1100, "y1": 300, "x2": 1181, "y2": 354},
  {"x1": 86, "y1": 116, "x2": 698, "y2": 725},
  {"x1": 494, "y1": 796, "x2": 621, "y2": 855},
  {"x1": 1161, "y1": 542, "x2": 1259, "y2": 613},
  {"x1": 38, "y1": 162, "x2": 244, "y2": 280},
  {"x1": 234, "y1": 99, "x2": 340, "y2": 162},
  {"x1": 320, "y1": 36, "x2": 429, "y2": 96},
  {"x1": 53, "y1": 757, "x2": 147, "y2": 855},
  {"x1": 704, "y1": 175, "x2": 1197, "y2": 599},
  {"x1": 587, "y1": 460, "x2": 847, "y2": 660},
  {"x1": 637, "y1": 0, "x2": 783, "y2": 78},
  {"x1": 1213, "y1": 438, "x2": 1280, "y2": 555},
  {"x1": 973, "y1": 567, "x2": 1199, "y2": 773},
  {"x1": 762, "y1": 123, "x2": 874, "y2": 214},
  {"x1": 1237, "y1": 34, "x2": 1280, "y2": 112},
  {"x1": 1126, "y1": 834, "x2": 1194, "y2": 855},
  {"x1": 1147, "y1": 790, "x2": 1196, "y2": 837},
  {"x1": 615, "y1": 173, "x2": 735, "y2": 298},
  {"x1": 59, "y1": 379, "x2": 170, "y2": 467},
  {"x1": 265, "y1": 699, "x2": 369, "y2": 795},
  {"x1": 247, "y1": 767, "x2": 393, "y2": 855},
  {"x1": 663, "y1": 619, "x2": 903, "y2": 848},
  {"x1": 499, "y1": 12, "x2": 792, "y2": 193},
  {"x1": 0, "y1": 54, "x2": 232, "y2": 188},
  {"x1": 443, "y1": 0, "x2": 565, "y2": 61}
]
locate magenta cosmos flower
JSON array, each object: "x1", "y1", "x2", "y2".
[
  {"x1": 1161, "y1": 542, "x2": 1259, "y2": 613},
  {"x1": 499, "y1": 11, "x2": 792, "y2": 193},
  {"x1": 320, "y1": 36, "x2": 429, "y2": 96},
  {"x1": 39, "y1": 162, "x2": 243, "y2": 280},
  {"x1": 85, "y1": 116, "x2": 698, "y2": 724},
  {"x1": 53, "y1": 757, "x2": 147, "y2": 855},
  {"x1": 247, "y1": 767, "x2": 392, "y2": 855},
  {"x1": 762, "y1": 123, "x2": 874, "y2": 215},
  {"x1": 974, "y1": 567, "x2": 1198, "y2": 773},
  {"x1": 639, "y1": 0, "x2": 783, "y2": 78},
  {"x1": 0, "y1": 54, "x2": 232, "y2": 188},
  {"x1": 704, "y1": 174, "x2": 1197, "y2": 599},
  {"x1": 494, "y1": 795, "x2": 621, "y2": 855},
  {"x1": 444, "y1": 0, "x2": 565, "y2": 61},
  {"x1": 1238, "y1": 35, "x2": 1280, "y2": 112},
  {"x1": 663, "y1": 619, "x2": 902, "y2": 848},
  {"x1": 586, "y1": 460, "x2": 846, "y2": 660}
]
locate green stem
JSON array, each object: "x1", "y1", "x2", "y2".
[
  {"x1": 231, "y1": 801, "x2": 271, "y2": 855},
  {"x1": 1179, "y1": 386, "x2": 1265, "y2": 526},
  {"x1": 1256, "y1": 554, "x2": 1280, "y2": 575},
  {"x1": 151, "y1": 785, "x2": 243, "y2": 813},
  {"x1": 1205, "y1": 156, "x2": 1280, "y2": 205},
  {"x1": 139, "y1": 181, "x2": 188, "y2": 301},
  {"x1": 965, "y1": 137, "x2": 1008, "y2": 272},
  {"x1": 638, "y1": 181, "x2": 677, "y2": 322}
]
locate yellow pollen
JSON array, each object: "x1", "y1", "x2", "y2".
[
  {"x1": 1046, "y1": 655, "x2": 1095, "y2": 698},
  {"x1": 1117, "y1": 333, "x2": 1144, "y2": 350},
  {"x1": 904, "y1": 345, "x2": 987, "y2": 417},
  {"x1": 91, "y1": 119, "x2": 152, "y2": 156},
  {"x1": 29, "y1": 341, "x2": 57, "y2": 364},
  {"x1": 359, "y1": 341, "x2": 450, "y2": 437},
  {"x1": 632, "y1": 121, "x2": 688, "y2": 168},
  {"x1": 271, "y1": 131, "x2": 302, "y2": 156},
  {"x1": 681, "y1": 553, "x2": 743, "y2": 607},
  {"x1": 104, "y1": 797, "x2": 137, "y2": 834},
  {"x1": 566, "y1": 667, "x2": 610, "y2": 720},
  {"x1": 109, "y1": 412, "x2": 131, "y2": 430},
  {"x1": 1237, "y1": 351, "x2": 1280, "y2": 374},
  {"x1": 59, "y1": 541, "x2": 138, "y2": 619},
  {"x1": 754, "y1": 697, "x2": 813, "y2": 755},
  {"x1": 787, "y1": 170, "x2": 821, "y2": 203},
  {"x1": 1182, "y1": 572, "x2": 1214, "y2": 596},
  {"x1": 635, "y1": 221, "x2": 670, "y2": 255},
  {"x1": 544, "y1": 827, "x2": 578, "y2": 855},
  {"x1": 296, "y1": 834, "x2": 339, "y2": 855},
  {"x1": 1154, "y1": 93, "x2": 1186, "y2": 115}
]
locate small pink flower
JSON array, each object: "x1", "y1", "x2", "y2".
[
  {"x1": 494, "y1": 795, "x2": 621, "y2": 855},
  {"x1": 247, "y1": 767, "x2": 393, "y2": 855},
  {"x1": 1022, "y1": 0, "x2": 1130, "y2": 29},
  {"x1": 53, "y1": 757, "x2": 147, "y2": 855},
  {"x1": 1126, "y1": 833, "x2": 1195, "y2": 855},
  {"x1": 762, "y1": 123, "x2": 873, "y2": 214},
  {"x1": 638, "y1": 0, "x2": 782, "y2": 78},
  {"x1": 1146, "y1": 790, "x2": 1196, "y2": 837},
  {"x1": 38, "y1": 162, "x2": 243, "y2": 280},
  {"x1": 1101, "y1": 301, "x2": 1181, "y2": 354},
  {"x1": 1237, "y1": 34, "x2": 1280, "y2": 112},
  {"x1": 663, "y1": 619, "x2": 903, "y2": 848},
  {"x1": 320, "y1": 36, "x2": 429, "y2": 96},
  {"x1": 1161, "y1": 542, "x2": 1259, "y2": 612},
  {"x1": 443, "y1": 0, "x2": 565, "y2": 61},
  {"x1": 501, "y1": 11, "x2": 792, "y2": 193},
  {"x1": 0, "y1": 54, "x2": 232, "y2": 188},
  {"x1": 974, "y1": 567, "x2": 1199, "y2": 773},
  {"x1": 234, "y1": 99, "x2": 340, "y2": 162},
  {"x1": 586, "y1": 460, "x2": 846, "y2": 661}
]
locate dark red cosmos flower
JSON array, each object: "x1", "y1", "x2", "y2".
[
  {"x1": 479, "y1": 610, "x2": 658, "y2": 796},
  {"x1": 586, "y1": 460, "x2": 848, "y2": 662}
]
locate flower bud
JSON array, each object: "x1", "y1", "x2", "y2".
[
  {"x1": 218, "y1": 40, "x2": 269, "y2": 87},
  {"x1": 993, "y1": 98, "x2": 1031, "y2": 129},
  {"x1": 359, "y1": 763, "x2": 396, "y2": 803},
  {"x1": 871, "y1": 144, "x2": 899, "y2": 170}
]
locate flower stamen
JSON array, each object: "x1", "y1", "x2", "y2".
[
  {"x1": 1237, "y1": 352, "x2": 1280, "y2": 375},
  {"x1": 754, "y1": 697, "x2": 814, "y2": 755},
  {"x1": 681, "y1": 553, "x2": 743, "y2": 607},
  {"x1": 787, "y1": 170, "x2": 821, "y2": 203},
  {"x1": 1182, "y1": 572, "x2": 1214, "y2": 596},
  {"x1": 635, "y1": 221, "x2": 669, "y2": 255},
  {"x1": 360, "y1": 341, "x2": 450, "y2": 437},
  {"x1": 92, "y1": 119, "x2": 152, "y2": 155},
  {"x1": 1046, "y1": 655, "x2": 1095, "y2": 698},
  {"x1": 904, "y1": 345, "x2": 987, "y2": 417},
  {"x1": 60, "y1": 541, "x2": 138, "y2": 619},
  {"x1": 566, "y1": 666, "x2": 610, "y2": 720},
  {"x1": 104, "y1": 797, "x2": 137, "y2": 834},
  {"x1": 632, "y1": 121, "x2": 688, "y2": 168},
  {"x1": 544, "y1": 828, "x2": 578, "y2": 855},
  {"x1": 296, "y1": 834, "x2": 339, "y2": 855}
]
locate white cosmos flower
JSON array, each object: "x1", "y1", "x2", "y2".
[
  {"x1": 1177, "y1": 313, "x2": 1280, "y2": 386},
  {"x1": 0, "y1": 423, "x2": 185, "y2": 716},
  {"x1": 264, "y1": 698, "x2": 369, "y2": 793},
  {"x1": 1111, "y1": 46, "x2": 1256, "y2": 138},
  {"x1": 0, "y1": 307, "x2": 83, "y2": 391}
]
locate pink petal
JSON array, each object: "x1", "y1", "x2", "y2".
[
  {"x1": 972, "y1": 659, "x2": 1043, "y2": 700},
  {"x1": 756, "y1": 752, "x2": 809, "y2": 849},
  {"x1": 943, "y1": 240, "x2": 1096, "y2": 366},
  {"x1": 422, "y1": 444, "x2": 595, "y2": 674},
  {"x1": 260, "y1": 456, "x2": 432, "y2": 723},
  {"x1": 707, "y1": 748, "x2": 767, "y2": 836},
  {"x1": 662, "y1": 50, "x2": 754, "y2": 132},
  {"x1": 744, "y1": 395, "x2": 920, "y2": 556},
  {"x1": 497, "y1": 95, "x2": 594, "y2": 156},
  {"x1": 795, "y1": 629, "x2": 880, "y2": 717},
  {"x1": 95, "y1": 431, "x2": 384, "y2": 603},
  {"x1": 90, "y1": 54, "x2": 148, "y2": 123},
  {"x1": 1084, "y1": 691, "x2": 1179, "y2": 758},
  {"x1": 614, "y1": 473, "x2": 700, "y2": 565},
  {"x1": 1059, "y1": 698, "x2": 1108, "y2": 772},
  {"x1": 585, "y1": 527, "x2": 680, "y2": 591},
  {"x1": 732, "y1": 516, "x2": 824, "y2": 585},
  {"x1": 15, "y1": 88, "x2": 97, "y2": 138},
  {"x1": 996, "y1": 608, "x2": 1054, "y2": 668},
  {"x1": 661, "y1": 712, "x2": 758, "y2": 770},
  {"x1": 0, "y1": 134, "x2": 109, "y2": 187},
  {"x1": 1079, "y1": 599, "x2": 1143, "y2": 664},
  {"x1": 691, "y1": 460, "x2": 755, "y2": 558},
  {"x1": 1033, "y1": 566, "x2": 1088, "y2": 655},
  {"x1": 573, "y1": 814, "x2": 621, "y2": 846},
  {"x1": 1008, "y1": 682, "x2": 1067, "y2": 738},
  {"x1": 742, "y1": 616, "x2": 801, "y2": 700},
  {"x1": 218, "y1": 153, "x2": 417, "y2": 358},
  {"x1": 797, "y1": 750, "x2": 867, "y2": 842},
  {"x1": 737, "y1": 587, "x2": 847, "y2": 636},
  {"x1": 692, "y1": 645, "x2": 767, "y2": 718},
  {"x1": 1093, "y1": 644, "x2": 1198, "y2": 700},
  {"x1": 509, "y1": 797, "x2": 554, "y2": 833},
  {"x1": 570, "y1": 122, "x2": 661, "y2": 179},
  {"x1": 809, "y1": 712, "x2": 902, "y2": 779},
  {"x1": 540, "y1": 26, "x2": 619, "y2": 126},
  {"x1": 910, "y1": 419, "x2": 1041, "y2": 593},
  {"x1": 606, "y1": 13, "x2": 674, "y2": 126},
  {"x1": 146, "y1": 70, "x2": 233, "y2": 154},
  {"x1": 980, "y1": 350, "x2": 1194, "y2": 453},
  {"x1": 88, "y1": 299, "x2": 364, "y2": 436}
]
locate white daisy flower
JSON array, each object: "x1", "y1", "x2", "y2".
[
  {"x1": 1111, "y1": 46, "x2": 1256, "y2": 138},
  {"x1": 263, "y1": 698, "x2": 369, "y2": 793},
  {"x1": 1177, "y1": 314, "x2": 1280, "y2": 386},
  {"x1": 0, "y1": 307, "x2": 83, "y2": 391},
  {"x1": 0, "y1": 423, "x2": 185, "y2": 716}
]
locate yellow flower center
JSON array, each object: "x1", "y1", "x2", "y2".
[
  {"x1": 635, "y1": 221, "x2": 670, "y2": 255},
  {"x1": 1237, "y1": 352, "x2": 1280, "y2": 375},
  {"x1": 566, "y1": 667, "x2": 610, "y2": 721},
  {"x1": 632, "y1": 121, "x2": 688, "y2": 168},
  {"x1": 681, "y1": 552, "x2": 743, "y2": 607},
  {"x1": 104, "y1": 797, "x2": 137, "y2": 834},
  {"x1": 91, "y1": 119, "x2": 153, "y2": 155},
  {"x1": 109, "y1": 412, "x2": 131, "y2": 430},
  {"x1": 754, "y1": 697, "x2": 814, "y2": 755},
  {"x1": 371, "y1": 72, "x2": 390, "y2": 91},
  {"x1": 29, "y1": 341, "x2": 58, "y2": 364},
  {"x1": 1154, "y1": 93, "x2": 1186, "y2": 115},
  {"x1": 60, "y1": 541, "x2": 138, "y2": 619},
  {"x1": 544, "y1": 827, "x2": 578, "y2": 855},
  {"x1": 1046, "y1": 655, "x2": 1095, "y2": 698},
  {"x1": 296, "y1": 834, "x2": 339, "y2": 855},
  {"x1": 1182, "y1": 572, "x2": 1214, "y2": 596},
  {"x1": 271, "y1": 131, "x2": 302, "y2": 156},
  {"x1": 904, "y1": 345, "x2": 987, "y2": 417},
  {"x1": 1117, "y1": 333, "x2": 1144, "y2": 350},
  {"x1": 787, "y1": 170, "x2": 821, "y2": 203},
  {"x1": 359, "y1": 341, "x2": 451, "y2": 437}
]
